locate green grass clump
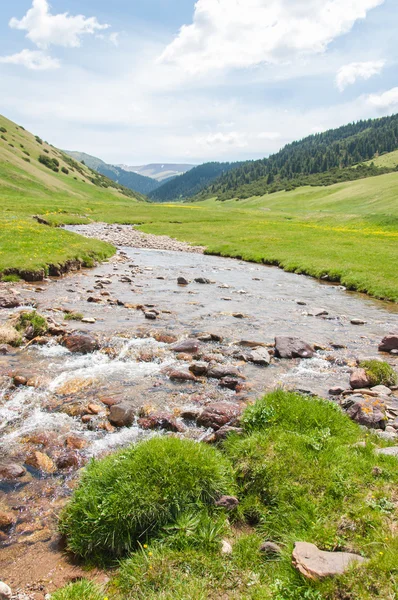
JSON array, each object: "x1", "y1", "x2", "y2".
[
  {"x1": 1, "y1": 274, "x2": 21, "y2": 282},
  {"x1": 359, "y1": 360, "x2": 398, "y2": 387},
  {"x1": 64, "y1": 312, "x2": 84, "y2": 321},
  {"x1": 16, "y1": 311, "x2": 48, "y2": 337},
  {"x1": 59, "y1": 437, "x2": 234, "y2": 561},
  {"x1": 50, "y1": 580, "x2": 103, "y2": 600}
]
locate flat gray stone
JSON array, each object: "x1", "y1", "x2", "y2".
[
  {"x1": 376, "y1": 446, "x2": 398, "y2": 457},
  {"x1": 292, "y1": 542, "x2": 365, "y2": 580}
]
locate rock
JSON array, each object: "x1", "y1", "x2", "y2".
[
  {"x1": 379, "y1": 334, "x2": 398, "y2": 353},
  {"x1": 207, "y1": 365, "x2": 244, "y2": 380},
  {"x1": 171, "y1": 339, "x2": 200, "y2": 354},
  {"x1": 56, "y1": 452, "x2": 80, "y2": 470},
  {"x1": 351, "y1": 318, "x2": 366, "y2": 325},
  {"x1": 0, "y1": 463, "x2": 26, "y2": 480},
  {"x1": 0, "y1": 511, "x2": 16, "y2": 531},
  {"x1": 292, "y1": 542, "x2": 365, "y2": 579},
  {"x1": 65, "y1": 435, "x2": 87, "y2": 450},
  {"x1": 13, "y1": 374, "x2": 28, "y2": 387},
  {"x1": 375, "y1": 446, "x2": 398, "y2": 457},
  {"x1": 247, "y1": 348, "x2": 271, "y2": 366},
  {"x1": 232, "y1": 313, "x2": 245, "y2": 319},
  {"x1": 219, "y1": 377, "x2": 241, "y2": 390},
  {"x1": 0, "y1": 344, "x2": 13, "y2": 355},
  {"x1": 215, "y1": 495, "x2": 239, "y2": 510},
  {"x1": 371, "y1": 385, "x2": 392, "y2": 396},
  {"x1": 214, "y1": 425, "x2": 244, "y2": 440},
  {"x1": 168, "y1": 369, "x2": 197, "y2": 382},
  {"x1": 197, "y1": 402, "x2": 242, "y2": 430},
  {"x1": 260, "y1": 542, "x2": 283, "y2": 556},
  {"x1": 221, "y1": 540, "x2": 233, "y2": 555},
  {"x1": 329, "y1": 387, "x2": 345, "y2": 396},
  {"x1": 109, "y1": 403, "x2": 136, "y2": 427},
  {"x1": 62, "y1": 333, "x2": 99, "y2": 354},
  {"x1": 189, "y1": 362, "x2": 208, "y2": 376},
  {"x1": 25, "y1": 451, "x2": 56, "y2": 474},
  {"x1": 138, "y1": 413, "x2": 184, "y2": 433},
  {"x1": 180, "y1": 407, "x2": 202, "y2": 421},
  {"x1": 87, "y1": 296, "x2": 102, "y2": 303},
  {"x1": 0, "y1": 295, "x2": 20, "y2": 308},
  {"x1": 345, "y1": 395, "x2": 387, "y2": 430},
  {"x1": 144, "y1": 312, "x2": 157, "y2": 320},
  {"x1": 0, "y1": 325, "x2": 21, "y2": 347},
  {"x1": 0, "y1": 581, "x2": 12, "y2": 600},
  {"x1": 238, "y1": 340, "x2": 267, "y2": 348},
  {"x1": 87, "y1": 403, "x2": 102, "y2": 415},
  {"x1": 274, "y1": 337, "x2": 314, "y2": 359},
  {"x1": 350, "y1": 368, "x2": 371, "y2": 390},
  {"x1": 194, "y1": 277, "x2": 211, "y2": 284},
  {"x1": 81, "y1": 317, "x2": 96, "y2": 324},
  {"x1": 177, "y1": 277, "x2": 189, "y2": 285}
]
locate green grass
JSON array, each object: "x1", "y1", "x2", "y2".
[
  {"x1": 359, "y1": 360, "x2": 398, "y2": 387},
  {"x1": 54, "y1": 391, "x2": 398, "y2": 599},
  {"x1": 50, "y1": 580, "x2": 104, "y2": 600},
  {"x1": 59, "y1": 437, "x2": 234, "y2": 561},
  {"x1": 1, "y1": 112, "x2": 398, "y2": 297},
  {"x1": 16, "y1": 310, "x2": 48, "y2": 337},
  {"x1": 64, "y1": 312, "x2": 84, "y2": 321}
]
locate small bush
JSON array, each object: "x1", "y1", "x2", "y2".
[
  {"x1": 1, "y1": 274, "x2": 21, "y2": 283},
  {"x1": 0, "y1": 126, "x2": 7, "y2": 133},
  {"x1": 1, "y1": 135, "x2": 6, "y2": 141},
  {"x1": 39, "y1": 154, "x2": 60, "y2": 172},
  {"x1": 61, "y1": 166, "x2": 69, "y2": 175},
  {"x1": 43, "y1": 148, "x2": 49, "y2": 154},
  {"x1": 16, "y1": 311, "x2": 48, "y2": 337},
  {"x1": 51, "y1": 580, "x2": 103, "y2": 600},
  {"x1": 64, "y1": 312, "x2": 84, "y2": 321},
  {"x1": 35, "y1": 135, "x2": 43, "y2": 144},
  {"x1": 23, "y1": 158, "x2": 31, "y2": 163},
  {"x1": 22, "y1": 149, "x2": 30, "y2": 156},
  {"x1": 59, "y1": 437, "x2": 234, "y2": 560},
  {"x1": 359, "y1": 360, "x2": 397, "y2": 387}
]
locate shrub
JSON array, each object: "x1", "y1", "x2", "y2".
[
  {"x1": 359, "y1": 360, "x2": 397, "y2": 387},
  {"x1": 64, "y1": 312, "x2": 84, "y2": 321},
  {"x1": 1, "y1": 274, "x2": 21, "y2": 283},
  {"x1": 1, "y1": 135, "x2": 6, "y2": 141},
  {"x1": 61, "y1": 166, "x2": 69, "y2": 175},
  {"x1": 15, "y1": 311, "x2": 48, "y2": 337},
  {"x1": 51, "y1": 580, "x2": 103, "y2": 600},
  {"x1": 59, "y1": 437, "x2": 234, "y2": 560},
  {"x1": 0, "y1": 126, "x2": 6, "y2": 133},
  {"x1": 35, "y1": 135, "x2": 43, "y2": 144},
  {"x1": 23, "y1": 158, "x2": 30, "y2": 163},
  {"x1": 39, "y1": 154, "x2": 60, "y2": 172},
  {"x1": 43, "y1": 148, "x2": 49, "y2": 154},
  {"x1": 22, "y1": 150, "x2": 30, "y2": 156}
]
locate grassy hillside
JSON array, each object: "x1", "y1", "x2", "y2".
[{"x1": 0, "y1": 114, "x2": 145, "y2": 277}]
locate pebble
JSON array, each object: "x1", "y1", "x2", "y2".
[{"x1": 0, "y1": 582, "x2": 12, "y2": 599}]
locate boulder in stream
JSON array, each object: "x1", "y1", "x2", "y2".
[
  {"x1": 379, "y1": 334, "x2": 398, "y2": 353},
  {"x1": 62, "y1": 333, "x2": 99, "y2": 354},
  {"x1": 197, "y1": 402, "x2": 242, "y2": 430},
  {"x1": 171, "y1": 339, "x2": 200, "y2": 354},
  {"x1": 137, "y1": 412, "x2": 184, "y2": 433},
  {"x1": 109, "y1": 403, "x2": 136, "y2": 427},
  {"x1": 274, "y1": 337, "x2": 314, "y2": 359},
  {"x1": 0, "y1": 463, "x2": 26, "y2": 480},
  {"x1": 350, "y1": 368, "x2": 372, "y2": 390}
]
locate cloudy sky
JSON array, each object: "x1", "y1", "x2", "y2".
[{"x1": 0, "y1": 0, "x2": 397, "y2": 165}]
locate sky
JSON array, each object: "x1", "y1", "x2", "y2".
[{"x1": 0, "y1": 0, "x2": 397, "y2": 165}]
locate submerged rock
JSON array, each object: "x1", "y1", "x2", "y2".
[
  {"x1": 197, "y1": 402, "x2": 242, "y2": 430},
  {"x1": 168, "y1": 369, "x2": 197, "y2": 382},
  {"x1": 109, "y1": 403, "x2": 136, "y2": 427},
  {"x1": 207, "y1": 365, "x2": 244, "y2": 380},
  {"x1": 0, "y1": 463, "x2": 26, "y2": 480},
  {"x1": 274, "y1": 336, "x2": 314, "y2": 359},
  {"x1": 171, "y1": 339, "x2": 200, "y2": 354},
  {"x1": 137, "y1": 412, "x2": 184, "y2": 433},
  {"x1": 379, "y1": 334, "x2": 398, "y2": 353},
  {"x1": 246, "y1": 347, "x2": 271, "y2": 366},
  {"x1": 62, "y1": 333, "x2": 99, "y2": 354},
  {"x1": 292, "y1": 541, "x2": 365, "y2": 579}
]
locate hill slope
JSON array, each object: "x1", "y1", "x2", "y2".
[
  {"x1": 119, "y1": 163, "x2": 195, "y2": 182},
  {"x1": 198, "y1": 113, "x2": 398, "y2": 200},
  {"x1": 148, "y1": 161, "x2": 243, "y2": 202},
  {"x1": 0, "y1": 114, "x2": 145, "y2": 277},
  {"x1": 65, "y1": 151, "x2": 161, "y2": 195}
]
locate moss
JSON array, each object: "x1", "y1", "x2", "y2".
[
  {"x1": 64, "y1": 312, "x2": 84, "y2": 321},
  {"x1": 15, "y1": 311, "x2": 48, "y2": 337},
  {"x1": 359, "y1": 360, "x2": 398, "y2": 387},
  {"x1": 51, "y1": 580, "x2": 103, "y2": 600}
]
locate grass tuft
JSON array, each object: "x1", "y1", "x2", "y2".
[{"x1": 359, "y1": 360, "x2": 398, "y2": 387}]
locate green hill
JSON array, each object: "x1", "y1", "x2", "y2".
[
  {"x1": 0, "y1": 114, "x2": 145, "y2": 278},
  {"x1": 197, "y1": 113, "x2": 398, "y2": 200},
  {"x1": 65, "y1": 150, "x2": 162, "y2": 195},
  {"x1": 148, "y1": 161, "x2": 242, "y2": 202}
]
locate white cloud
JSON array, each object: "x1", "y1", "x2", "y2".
[
  {"x1": 336, "y1": 60, "x2": 385, "y2": 91},
  {"x1": 9, "y1": 0, "x2": 109, "y2": 49},
  {"x1": 257, "y1": 131, "x2": 281, "y2": 140},
  {"x1": 109, "y1": 32, "x2": 120, "y2": 47},
  {"x1": 0, "y1": 49, "x2": 59, "y2": 70},
  {"x1": 159, "y1": 0, "x2": 384, "y2": 74},
  {"x1": 367, "y1": 87, "x2": 398, "y2": 109},
  {"x1": 197, "y1": 132, "x2": 248, "y2": 148}
]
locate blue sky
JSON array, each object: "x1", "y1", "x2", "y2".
[{"x1": 0, "y1": 0, "x2": 397, "y2": 165}]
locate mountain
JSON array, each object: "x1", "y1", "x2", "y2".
[
  {"x1": 0, "y1": 114, "x2": 145, "y2": 204},
  {"x1": 198, "y1": 113, "x2": 398, "y2": 200},
  {"x1": 118, "y1": 163, "x2": 195, "y2": 182},
  {"x1": 148, "y1": 162, "x2": 242, "y2": 202},
  {"x1": 65, "y1": 151, "x2": 160, "y2": 195}
]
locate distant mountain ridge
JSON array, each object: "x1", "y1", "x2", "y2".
[
  {"x1": 65, "y1": 151, "x2": 162, "y2": 195},
  {"x1": 118, "y1": 163, "x2": 195, "y2": 182},
  {"x1": 148, "y1": 161, "x2": 242, "y2": 202}
]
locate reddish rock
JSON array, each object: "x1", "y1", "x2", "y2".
[
  {"x1": 100, "y1": 396, "x2": 122, "y2": 407},
  {"x1": 25, "y1": 451, "x2": 56, "y2": 474},
  {"x1": 13, "y1": 374, "x2": 28, "y2": 387},
  {"x1": 197, "y1": 402, "x2": 242, "y2": 430},
  {"x1": 189, "y1": 362, "x2": 209, "y2": 376},
  {"x1": 275, "y1": 336, "x2": 314, "y2": 359},
  {"x1": 168, "y1": 369, "x2": 197, "y2": 382},
  {"x1": 87, "y1": 403, "x2": 102, "y2": 415},
  {"x1": 219, "y1": 377, "x2": 241, "y2": 390},
  {"x1": 345, "y1": 395, "x2": 387, "y2": 429},
  {"x1": 207, "y1": 365, "x2": 244, "y2": 380},
  {"x1": 108, "y1": 403, "x2": 136, "y2": 427},
  {"x1": 292, "y1": 542, "x2": 365, "y2": 579},
  {"x1": 56, "y1": 452, "x2": 80, "y2": 470},
  {"x1": 0, "y1": 295, "x2": 20, "y2": 309},
  {"x1": 62, "y1": 333, "x2": 99, "y2": 354},
  {"x1": 0, "y1": 345, "x2": 13, "y2": 355},
  {"x1": 65, "y1": 436, "x2": 87, "y2": 450},
  {"x1": 0, "y1": 463, "x2": 26, "y2": 480},
  {"x1": 350, "y1": 368, "x2": 371, "y2": 390},
  {"x1": 0, "y1": 511, "x2": 16, "y2": 531},
  {"x1": 138, "y1": 412, "x2": 184, "y2": 433},
  {"x1": 171, "y1": 339, "x2": 200, "y2": 354},
  {"x1": 379, "y1": 334, "x2": 398, "y2": 353}
]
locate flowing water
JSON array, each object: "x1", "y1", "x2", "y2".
[{"x1": 0, "y1": 238, "x2": 397, "y2": 592}]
